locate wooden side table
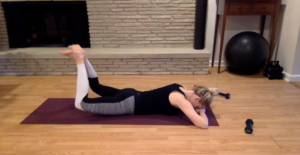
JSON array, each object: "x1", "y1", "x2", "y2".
[{"x1": 211, "y1": 0, "x2": 282, "y2": 73}]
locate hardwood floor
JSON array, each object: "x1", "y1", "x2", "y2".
[
  {"x1": 0, "y1": 67, "x2": 300, "y2": 155},
  {"x1": 291, "y1": 82, "x2": 300, "y2": 89}
]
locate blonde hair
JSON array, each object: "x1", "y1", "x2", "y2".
[{"x1": 193, "y1": 86, "x2": 219, "y2": 107}]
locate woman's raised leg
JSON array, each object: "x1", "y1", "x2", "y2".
[
  {"x1": 58, "y1": 45, "x2": 136, "y2": 115},
  {"x1": 58, "y1": 45, "x2": 88, "y2": 111},
  {"x1": 84, "y1": 57, "x2": 120, "y2": 97}
]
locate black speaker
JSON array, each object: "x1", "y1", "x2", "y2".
[{"x1": 194, "y1": 0, "x2": 207, "y2": 49}]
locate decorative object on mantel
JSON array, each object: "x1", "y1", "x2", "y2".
[{"x1": 211, "y1": 0, "x2": 282, "y2": 74}]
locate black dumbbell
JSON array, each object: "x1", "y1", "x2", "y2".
[
  {"x1": 219, "y1": 92, "x2": 230, "y2": 99},
  {"x1": 245, "y1": 119, "x2": 254, "y2": 134},
  {"x1": 268, "y1": 67, "x2": 283, "y2": 73},
  {"x1": 268, "y1": 73, "x2": 284, "y2": 80}
]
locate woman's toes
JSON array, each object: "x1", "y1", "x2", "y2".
[
  {"x1": 58, "y1": 50, "x2": 72, "y2": 55},
  {"x1": 65, "y1": 50, "x2": 72, "y2": 54}
]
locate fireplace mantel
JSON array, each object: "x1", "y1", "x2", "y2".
[{"x1": 0, "y1": 48, "x2": 210, "y2": 59}]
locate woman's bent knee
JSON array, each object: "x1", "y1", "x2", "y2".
[{"x1": 75, "y1": 100, "x2": 84, "y2": 111}]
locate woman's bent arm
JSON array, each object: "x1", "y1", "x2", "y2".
[{"x1": 170, "y1": 93, "x2": 209, "y2": 129}]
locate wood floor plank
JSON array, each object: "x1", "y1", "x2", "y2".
[{"x1": 0, "y1": 67, "x2": 300, "y2": 154}]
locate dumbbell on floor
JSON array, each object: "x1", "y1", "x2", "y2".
[
  {"x1": 245, "y1": 119, "x2": 254, "y2": 134},
  {"x1": 194, "y1": 85, "x2": 231, "y2": 99},
  {"x1": 219, "y1": 92, "x2": 230, "y2": 99}
]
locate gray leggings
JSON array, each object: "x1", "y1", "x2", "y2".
[
  {"x1": 80, "y1": 77, "x2": 139, "y2": 115},
  {"x1": 75, "y1": 60, "x2": 138, "y2": 115}
]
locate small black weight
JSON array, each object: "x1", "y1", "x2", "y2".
[
  {"x1": 245, "y1": 119, "x2": 254, "y2": 134},
  {"x1": 268, "y1": 74, "x2": 284, "y2": 80},
  {"x1": 268, "y1": 67, "x2": 283, "y2": 73},
  {"x1": 263, "y1": 61, "x2": 284, "y2": 80},
  {"x1": 219, "y1": 92, "x2": 230, "y2": 99}
]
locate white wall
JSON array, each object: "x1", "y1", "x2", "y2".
[
  {"x1": 291, "y1": 25, "x2": 300, "y2": 75},
  {"x1": 276, "y1": 0, "x2": 300, "y2": 81},
  {"x1": 205, "y1": 0, "x2": 217, "y2": 53},
  {"x1": 206, "y1": 0, "x2": 300, "y2": 81}
]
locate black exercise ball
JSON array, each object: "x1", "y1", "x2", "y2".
[{"x1": 224, "y1": 31, "x2": 270, "y2": 75}]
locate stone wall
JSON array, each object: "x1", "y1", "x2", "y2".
[
  {"x1": 87, "y1": 0, "x2": 196, "y2": 48},
  {"x1": 0, "y1": 58, "x2": 209, "y2": 75},
  {"x1": 0, "y1": 0, "x2": 197, "y2": 49},
  {"x1": 0, "y1": 2, "x2": 9, "y2": 50}
]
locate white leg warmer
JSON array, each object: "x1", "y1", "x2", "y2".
[{"x1": 74, "y1": 64, "x2": 89, "y2": 111}]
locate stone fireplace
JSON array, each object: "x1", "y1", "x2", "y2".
[
  {"x1": 87, "y1": 0, "x2": 199, "y2": 48},
  {"x1": 0, "y1": 0, "x2": 210, "y2": 76}
]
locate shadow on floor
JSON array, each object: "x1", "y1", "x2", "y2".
[
  {"x1": 219, "y1": 68, "x2": 268, "y2": 79},
  {"x1": 0, "y1": 85, "x2": 20, "y2": 110}
]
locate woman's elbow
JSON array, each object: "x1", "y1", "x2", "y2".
[{"x1": 195, "y1": 122, "x2": 209, "y2": 129}]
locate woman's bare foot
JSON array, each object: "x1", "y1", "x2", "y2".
[{"x1": 58, "y1": 45, "x2": 85, "y2": 64}]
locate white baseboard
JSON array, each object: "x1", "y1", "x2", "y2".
[
  {"x1": 283, "y1": 71, "x2": 300, "y2": 82},
  {"x1": 209, "y1": 60, "x2": 226, "y2": 67}
]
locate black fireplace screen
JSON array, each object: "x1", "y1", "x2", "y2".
[
  {"x1": 2, "y1": 1, "x2": 90, "y2": 48},
  {"x1": 194, "y1": 0, "x2": 207, "y2": 49}
]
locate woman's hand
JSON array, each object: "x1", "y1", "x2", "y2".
[
  {"x1": 199, "y1": 108, "x2": 206, "y2": 113},
  {"x1": 195, "y1": 108, "x2": 206, "y2": 114}
]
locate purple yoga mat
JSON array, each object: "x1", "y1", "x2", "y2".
[{"x1": 21, "y1": 98, "x2": 219, "y2": 126}]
